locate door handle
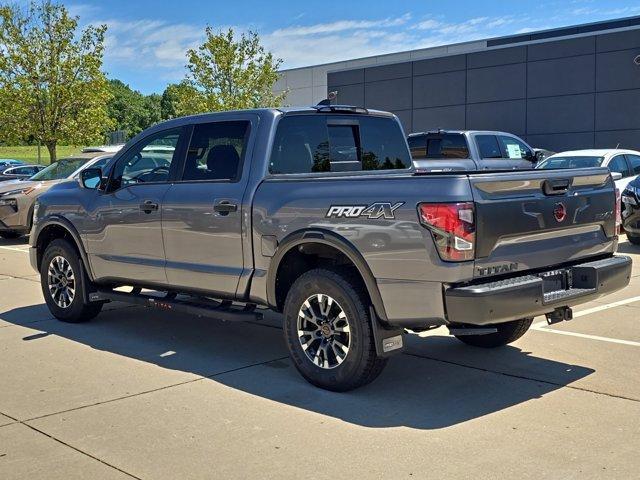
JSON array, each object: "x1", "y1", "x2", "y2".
[
  {"x1": 214, "y1": 201, "x2": 238, "y2": 215},
  {"x1": 140, "y1": 200, "x2": 159, "y2": 213}
]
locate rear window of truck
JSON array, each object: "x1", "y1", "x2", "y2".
[
  {"x1": 269, "y1": 115, "x2": 411, "y2": 174},
  {"x1": 408, "y1": 133, "x2": 469, "y2": 160}
]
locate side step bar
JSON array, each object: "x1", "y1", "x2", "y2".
[{"x1": 89, "y1": 289, "x2": 264, "y2": 323}]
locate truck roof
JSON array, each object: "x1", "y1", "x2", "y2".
[{"x1": 407, "y1": 130, "x2": 519, "y2": 137}]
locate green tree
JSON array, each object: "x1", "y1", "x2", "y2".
[
  {"x1": 160, "y1": 84, "x2": 180, "y2": 120},
  {"x1": 172, "y1": 28, "x2": 286, "y2": 116},
  {"x1": 107, "y1": 79, "x2": 161, "y2": 139},
  {"x1": 0, "y1": 1, "x2": 112, "y2": 162}
]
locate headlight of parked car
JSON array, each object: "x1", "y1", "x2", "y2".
[{"x1": 0, "y1": 197, "x2": 18, "y2": 210}]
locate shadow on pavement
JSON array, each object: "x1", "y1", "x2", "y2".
[
  {"x1": 0, "y1": 236, "x2": 29, "y2": 246},
  {"x1": 2, "y1": 303, "x2": 594, "y2": 430},
  {"x1": 617, "y1": 239, "x2": 639, "y2": 254}
]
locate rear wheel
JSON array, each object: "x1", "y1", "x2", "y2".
[
  {"x1": 40, "y1": 239, "x2": 103, "y2": 322},
  {"x1": 454, "y1": 318, "x2": 533, "y2": 348},
  {"x1": 283, "y1": 268, "x2": 387, "y2": 391}
]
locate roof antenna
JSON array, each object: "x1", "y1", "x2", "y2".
[
  {"x1": 615, "y1": 143, "x2": 620, "y2": 149},
  {"x1": 317, "y1": 91, "x2": 338, "y2": 106}
]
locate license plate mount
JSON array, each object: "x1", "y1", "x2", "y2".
[{"x1": 540, "y1": 269, "x2": 571, "y2": 294}]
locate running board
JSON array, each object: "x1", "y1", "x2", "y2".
[{"x1": 89, "y1": 289, "x2": 264, "y2": 322}]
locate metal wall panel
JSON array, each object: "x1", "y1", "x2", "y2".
[
  {"x1": 527, "y1": 94, "x2": 595, "y2": 135},
  {"x1": 467, "y1": 63, "x2": 526, "y2": 103},
  {"x1": 527, "y1": 55, "x2": 595, "y2": 98},
  {"x1": 413, "y1": 105, "x2": 465, "y2": 131},
  {"x1": 527, "y1": 36, "x2": 595, "y2": 61},
  {"x1": 595, "y1": 90, "x2": 640, "y2": 130},
  {"x1": 413, "y1": 54, "x2": 466, "y2": 76},
  {"x1": 413, "y1": 71, "x2": 466, "y2": 108},
  {"x1": 364, "y1": 78, "x2": 412, "y2": 111},
  {"x1": 466, "y1": 100, "x2": 526, "y2": 135},
  {"x1": 467, "y1": 46, "x2": 526, "y2": 68},
  {"x1": 596, "y1": 49, "x2": 640, "y2": 92}
]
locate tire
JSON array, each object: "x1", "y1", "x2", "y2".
[
  {"x1": 40, "y1": 239, "x2": 103, "y2": 323},
  {"x1": 454, "y1": 317, "x2": 533, "y2": 348},
  {"x1": 0, "y1": 231, "x2": 22, "y2": 239},
  {"x1": 628, "y1": 234, "x2": 640, "y2": 245},
  {"x1": 283, "y1": 268, "x2": 387, "y2": 391}
]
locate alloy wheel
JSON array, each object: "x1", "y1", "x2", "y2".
[
  {"x1": 47, "y1": 256, "x2": 75, "y2": 308},
  {"x1": 297, "y1": 294, "x2": 351, "y2": 369}
]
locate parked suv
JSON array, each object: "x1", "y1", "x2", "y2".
[
  {"x1": 30, "y1": 106, "x2": 631, "y2": 391},
  {"x1": 0, "y1": 152, "x2": 114, "y2": 239},
  {"x1": 408, "y1": 130, "x2": 541, "y2": 172}
]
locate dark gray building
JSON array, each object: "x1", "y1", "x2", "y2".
[{"x1": 277, "y1": 16, "x2": 640, "y2": 152}]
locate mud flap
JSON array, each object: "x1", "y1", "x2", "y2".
[{"x1": 369, "y1": 307, "x2": 404, "y2": 358}]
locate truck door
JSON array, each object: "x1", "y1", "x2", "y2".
[
  {"x1": 84, "y1": 127, "x2": 185, "y2": 285},
  {"x1": 497, "y1": 134, "x2": 536, "y2": 170},
  {"x1": 161, "y1": 117, "x2": 254, "y2": 297},
  {"x1": 474, "y1": 134, "x2": 535, "y2": 170}
]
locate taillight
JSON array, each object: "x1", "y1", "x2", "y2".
[
  {"x1": 418, "y1": 202, "x2": 475, "y2": 261},
  {"x1": 615, "y1": 187, "x2": 621, "y2": 235}
]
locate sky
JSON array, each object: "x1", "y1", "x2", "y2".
[{"x1": 60, "y1": 0, "x2": 640, "y2": 94}]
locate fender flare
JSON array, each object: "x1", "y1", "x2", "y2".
[
  {"x1": 33, "y1": 216, "x2": 94, "y2": 280},
  {"x1": 266, "y1": 229, "x2": 389, "y2": 322}
]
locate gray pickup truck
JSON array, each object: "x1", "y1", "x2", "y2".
[
  {"x1": 30, "y1": 105, "x2": 631, "y2": 391},
  {"x1": 408, "y1": 129, "x2": 543, "y2": 172}
]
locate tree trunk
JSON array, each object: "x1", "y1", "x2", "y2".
[{"x1": 45, "y1": 142, "x2": 57, "y2": 164}]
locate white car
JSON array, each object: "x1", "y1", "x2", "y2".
[{"x1": 536, "y1": 149, "x2": 640, "y2": 191}]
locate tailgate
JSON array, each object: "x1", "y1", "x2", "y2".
[{"x1": 469, "y1": 168, "x2": 617, "y2": 278}]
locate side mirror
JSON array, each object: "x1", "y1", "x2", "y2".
[
  {"x1": 611, "y1": 172, "x2": 623, "y2": 181},
  {"x1": 80, "y1": 167, "x2": 103, "y2": 189},
  {"x1": 533, "y1": 150, "x2": 545, "y2": 162}
]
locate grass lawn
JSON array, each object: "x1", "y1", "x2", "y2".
[{"x1": 0, "y1": 145, "x2": 83, "y2": 165}]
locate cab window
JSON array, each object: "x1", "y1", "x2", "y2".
[
  {"x1": 182, "y1": 121, "x2": 249, "y2": 181},
  {"x1": 110, "y1": 129, "x2": 181, "y2": 190},
  {"x1": 269, "y1": 115, "x2": 410, "y2": 174},
  {"x1": 498, "y1": 135, "x2": 533, "y2": 160},
  {"x1": 475, "y1": 135, "x2": 502, "y2": 159}
]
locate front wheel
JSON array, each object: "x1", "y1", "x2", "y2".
[
  {"x1": 40, "y1": 239, "x2": 103, "y2": 322},
  {"x1": 283, "y1": 269, "x2": 387, "y2": 391},
  {"x1": 454, "y1": 318, "x2": 533, "y2": 348}
]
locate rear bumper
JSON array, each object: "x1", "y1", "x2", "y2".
[{"x1": 445, "y1": 255, "x2": 632, "y2": 326}]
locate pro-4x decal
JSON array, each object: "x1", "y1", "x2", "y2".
[{"x1": 326, "y1": 202, "x2": 404, "y2": 219}]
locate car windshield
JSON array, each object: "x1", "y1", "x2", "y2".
[
  {"x1": 29, "y1": 158, "x2": 89, "y2": 181},
  {"x1": 536, "y1": 156, "x2": 604, "y2": 169}
]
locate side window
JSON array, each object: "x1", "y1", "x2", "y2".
[
  {"x1": 359, "y1": 116, "x2": 411, "y2": 170},
  {"x1": 110, "y1": 129, "x2": 181, "y2": 190},
  {"x1": 475, "y1": 135, "x2": 502, "y2": 159},
  {"x1": 425, "y1": 134, "x2": 469, "y2": 159},
  {"x1": 608, "y1": 155, "x2": 631, "y2": 177},
  {"x1": 408, "y1": 136, "x2": 426, "y2": 160},
  {"x1": 626, "y1": 154, "x2": 640, "y2": 175},
  {"x1": 498, "y1": 135, "x2": 533, "y2": 160},
  {"x1": 182, "y1": 121, "x2": 249, "y2": 181},
  {"x1": 269, "y1": 115, "x2": 410, "y2": 174}
]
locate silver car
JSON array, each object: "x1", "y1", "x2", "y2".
[{"x1": 0, "y1": 152, "x2": 114, "y2": 239}]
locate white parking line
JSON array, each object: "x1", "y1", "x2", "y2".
[
  {"x1": 0, "y1": 245, "x2": 29, "y2": 253},
  {"x1": 531, "y1": 295, "x2": 640, "y2": 346}
]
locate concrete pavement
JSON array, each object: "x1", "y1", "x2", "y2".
[{"x1": 1, "y1": 237, "x2": 639, "y2": 479}]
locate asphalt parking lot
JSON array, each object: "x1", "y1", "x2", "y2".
[{"x1": 1, "y1": 237, "x2": 639, "y2": 479}]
